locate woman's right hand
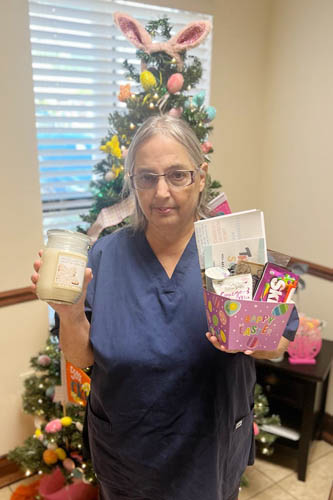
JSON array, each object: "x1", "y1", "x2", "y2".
[{"x1": 31, "y1": 250, "x2": 93, "y2": 322}]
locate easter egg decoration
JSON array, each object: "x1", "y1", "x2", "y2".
[
  {"x1": 224, "y1": 300, "x2": 241, "y2": 317},
  {"x1": 43, "y1": 449, "x2": 58, "y2": 465},
  {"x1": 205, "y1": 106, "x2": 216, "y2": 122},
  {"x1": 140, "y1": 70, "x2": 157, "y2": 91},
  {"x1": 166, "y1": 73, "x2": 184, "y2": 94},
  {"x1": 272, "y1": 303, "x2": 289, "y2": 316},
  {"x1": 192, "y1": 90, "x2": 206, "y2": 107}
]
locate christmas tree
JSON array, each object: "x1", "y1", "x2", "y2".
[
  {"x1": 77, "y1": 13, "x2": 221, "y2": 239},
  {"x1": 8, "y1": 332, "x2": 96, "y2": 488},
  {"x1": 254, "y1": 384, "x2": 281, "y2": 456}
]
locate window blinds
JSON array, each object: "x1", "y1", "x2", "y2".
[{"x1": 28, "y1": 0, "x2": 213, "y2": 235}]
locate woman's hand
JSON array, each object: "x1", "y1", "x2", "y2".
[
  {"x1": 31, "y1": 250, "x2": 94, "y2": 368},
  {"x1": 31, "y1": 250, "x2": 93, "y2": 322},
  {"x1": 205, "y1": 332, "x2": 290, "y2": 359},
  {"x1": 247, "y1": 336, "x2": 290, "y2": 359},
  {"x1": 205, "y1": 332, "x2": 254, "y2": 355}
]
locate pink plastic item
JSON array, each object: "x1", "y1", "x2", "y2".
[
  {"x1": 288, "y1": 315, "x2": 323, "y2": 364},
  {"x1": 39, "y1": 467, "x2": 98, "y2": 500}
]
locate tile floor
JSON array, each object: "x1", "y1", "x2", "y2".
[{"x1": 0, "y1": 440, "x2": 332, "y2": 499}]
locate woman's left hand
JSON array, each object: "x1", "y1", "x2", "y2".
[{"x1": 205, "y1": 332, "x2": 290, "y2": 359}]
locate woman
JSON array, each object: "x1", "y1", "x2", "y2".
[{"x1": 32, "y1": 115, "x2": 298, "y2": 500}]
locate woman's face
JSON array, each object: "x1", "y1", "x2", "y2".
[{"x1": 133, "y1": 133, "x2": 207, "y2": 235}]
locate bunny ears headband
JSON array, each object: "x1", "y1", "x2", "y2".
[{"x1": 114, "y1": 12, "x2": 212, "y2": 71}]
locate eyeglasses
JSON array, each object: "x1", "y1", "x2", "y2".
[{"x1": 130, "y1": 170, "x2": 197, "y2": 191}]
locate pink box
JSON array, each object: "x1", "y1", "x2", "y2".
[{"x1": 203, "y1": 289, "x2": 295, "y2": 350}]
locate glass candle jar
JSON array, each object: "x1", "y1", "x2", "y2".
[{"x1": 36, "y1": 230, "x2": 91, "y2": 304}]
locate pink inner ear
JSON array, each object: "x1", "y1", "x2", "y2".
[
  {"x1": 119, "y1": 18, "x2": 145, "y2": 46},
  {"x1": 177, "y1": 24, "x2": 206, "y2": 45}
]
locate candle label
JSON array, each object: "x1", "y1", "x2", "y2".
[{"x1": 54, "y1": 253, "x2": 86, "y2": 290}]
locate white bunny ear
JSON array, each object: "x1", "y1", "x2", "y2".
[
  {"x1": 113, "y1": 12, "x2": 152, "y2": 51},
  {"x1": 170, "y1": 20, "x2": 212, "y2": 51}
]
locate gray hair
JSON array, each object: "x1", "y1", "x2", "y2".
[{"x1": 123, "y1": 115, "x2": 209, "y2": 231}]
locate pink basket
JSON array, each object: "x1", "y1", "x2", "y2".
[{"x1": 288, "y1": 314, "x2": 324, "y2": 364}]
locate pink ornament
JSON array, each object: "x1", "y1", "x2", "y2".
[
  {"x1": 253, "y1": 422, "x2": 260, "y2": 436},
  {"x1": 201, "y1": 141, "x2": 213, "y2": 154},
  {"x1": 45, "y1": 419, "x2": 62, "y2": 433},
  {"x1": 168, "y1": 107, "x2": 183, "y2": 118},
  {"x1": 167, "y1": 73, "x2": 184, "y2": 94},
  {"x1": 38, "y1": 355, "x2": 51, "y2": 366},
  {"x1": 62, "y1": 458, "x2": 76, "y2": 471}
]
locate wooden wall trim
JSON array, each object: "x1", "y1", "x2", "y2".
[
  {"x1": 288, "y1": 256, "x2": 333, "y2": 282},
  {"x1": 0, "y1": 287, "x2": 37, "y2": 308},
  {"x1": 0, "y1": 256, "x2": 331, "y2": 309}
]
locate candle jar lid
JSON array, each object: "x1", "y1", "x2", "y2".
[{"x1": 46, "y1": 229, "x2": 91, "y2": 255}]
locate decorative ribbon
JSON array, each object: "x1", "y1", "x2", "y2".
[{"x1": 87, "y1": 197, "x2": 135, "y2": 242}]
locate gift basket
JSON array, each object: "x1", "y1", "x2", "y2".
[{"x1": 194, "y1": 209, "x2": 299, "y2": 351}]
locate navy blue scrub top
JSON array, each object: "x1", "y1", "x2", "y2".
[{"x1": 84, "y1": 227, "x2": 298, "y2": 500}]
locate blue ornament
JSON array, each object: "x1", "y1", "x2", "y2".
[
  {"x1": 205, "y1": 106, "x2": 216, "y2": 122},
  {"x1": 46, "y1": 386, "x2": 55, "y2": 399},
  {"x1": 192, "y1": 91, "x2": 206, "y2": 107}
]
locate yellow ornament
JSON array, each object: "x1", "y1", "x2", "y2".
[
  {"x1": 55, "y1": 447, "x2": 67, "y2": 460},
  {"x1": 100, "y1": 135, "x2": 122, "y2": 159},
  {"x1": 60, "y1": 416, "x2": 72, "y2": 427},
  {"x1": 140, "y1": 70, "x2": 156, "y2": 91},
  {"x1": 43, "y1": 449, "x2": 58, "y2": 465},
  {"x1": 34, "y1": 428, "x2": 42, "y2": 438}
]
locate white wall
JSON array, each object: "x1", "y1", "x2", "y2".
[
  {"x1": 260, "y1": 0, "x2": 333, "y2": 412},
  {"x1": 0, "y1": 0, "x2": 49, "y2": 455}
]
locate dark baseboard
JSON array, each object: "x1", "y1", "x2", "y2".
[{"x1": 0, "y1": 455, "x2": 25, "y2": 488}]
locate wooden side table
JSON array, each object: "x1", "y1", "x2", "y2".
[{"x1": 255, "y1": 338, "x2": 333, "y2": 481}]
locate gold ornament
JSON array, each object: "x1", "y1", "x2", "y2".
[
  {"x1": 55, "y1": 447, "x2": 67, "y2": 460},
  {"x1": 130, "y1": 123, "x2": 136, "y2": 130},
  {"x1": 171, "y1": 57, "x2": 177, "y2": 64},
  {"x1": 140, "y1": 70, "x2": 157, "y2": 91},
  {"x1": 153, "y1": 93, "x2": 159, "y2": 100},
  {"x1": 105, "y1": 170, "x2": 116, "y2": 182},
  {"x1": 149, "y1": 102, "x2": 155, "y2": 109},
  {"x1": 187, "y1": 85, "x2": 192, "y2": 91}
]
